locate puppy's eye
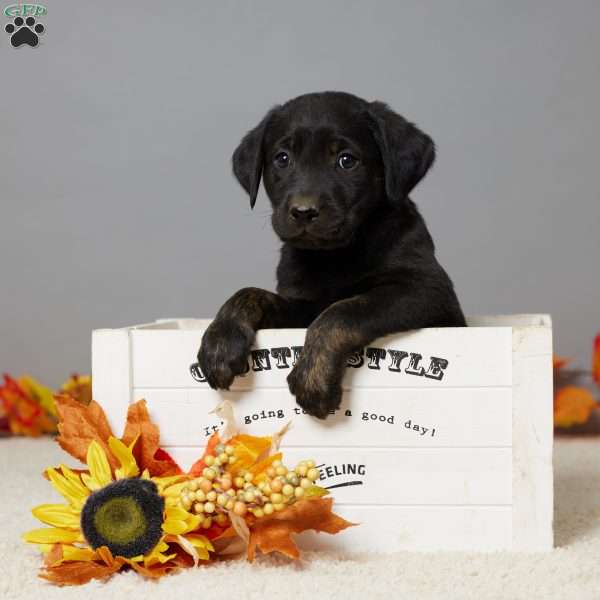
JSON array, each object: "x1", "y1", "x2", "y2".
[
  {"x1": 274, "y1": 151, "x2": 291, "y2": 169},
  {"x1": 337, "y1": 153, "x2": 359, "y2": 170}
]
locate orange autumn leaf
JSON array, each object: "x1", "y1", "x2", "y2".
[
  {"x1": 121, "y1": 400, "x2": 181, "y2": 476},
  {"x1": 60, "y1": 374, "x2": 92, "y2": 406},
  {"x1": 227, "y1": 434, "x2": 273, "y2": 476},
  {"x1": 554, "y1": 385, "x2": 597, "y2": 428},
  {"x1": 593, "y1": 334, "x2": 600, "y2": 387},
  {"x1": 247, "y1": 497, "x2": 355, "y2": 561},
  {"x1": 40, "y1": 560, "x2": 123, "y2": 586},
  {"x1": 54, "y1": 395, "x2": 117, "y2": 469},
  {"x1": 189, "y1": 432, "x2": 221, "y2": 477},
  {"x1": 0, "y1": 375, "x2": 56, "y2": 436},
  {"x1": 553, "y1": 355, "x2": 571, "y2": 371}
]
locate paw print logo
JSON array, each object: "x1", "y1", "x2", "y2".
[{"x1": 5, "y1": 16, "x2": 45, "y2": 47}]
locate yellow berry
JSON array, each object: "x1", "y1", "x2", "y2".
[
  {"x1": 200, "y1": 479, "x2": 212, "y2": 493},
  {"x1": 253, "y1": 508, "x2": 264, "y2": 518},
  {"x1": 204, "y1": 455, "x2": 215, "y2": 467},
  {"x1": 234, "y1": 477, "x2": 245, "y2": 489},
  {"x1": 204, "y1": 501, "x2": 215, "y2": 513},
  {"x1": 275, "y1": 466, "x2": 288, "y2": 476},
  {"x1": 201, "y1": 517, "x2": 212, "y2": 528},
  {"x1": 206, "y1": 491, "x2": 217, "y2": 502},
  {"x1": 307, "y1": 468, "x2": 319, "y2": 481},
  {"x1": 294, "y1": 487, "x2": 304, "y2": 498},
  {"x1": 193, "y1": 502, "x2": 204, "y2": 514},
  {"x1": 188, "y1": 480, "x2": 198, "y2": 492},
  {"x1": 233, "y1": 501, "x2": 247, "y2": 516},
  {"x1": 244, "y1": 490, "x2": 255, "y2": 503},
  {"x1": 270, "y1": 493, "x2": 283, "y2": 504},
  {"x1": 226, "y1": 488, "x2": 236, "y2": 497},
  {"x1": 266, "y1": 467, "x2": 276, "y2": 478},
  {"x1": 219, "y1": 452, "x2": 229, "y2": 463},
  {"x1": 272, "y1": 460, "x2": 282, "y2": 468},
  {"x1": 220, "y1": 478, "x2": 232, "y2": 491},
  {"x1": 225, "y1": 445, "x2": 235, "y2": 455},
  {"x1": 296, "y1": 465, "x2": 308, "y2": 477},
  {"x1": 216, "y1": 513, "x2": 228, "y2": 526},
  {"x1": 271, "y1": 479, "x2": 283, "y2": 493},
  {"x1": 264, "y1": 503, "x2": 274, "y2": 515},
  {"x1": 225, "y1": 499, "x2": 235, "y2": 511},
  {"x1": 282, "y1": 484, "x2": 294, "y2": 497},
  {"x1": 217, "y1": 494, "x2": 228, "y2": 507},
  {"x1": 228, "y1": 456, "x2": 238, "y2": 465},
  {"x1": 306, "y1": 460, "x2": 316, "y2": 468},
  {"x1": 244, "y1": 472, "x2": 254, "y2": 482},
  {"x1": 274, "y1": 503, "x2": 285, "y2": 511},
  {"x1": 195, "y1": 490, "x2": 206, "y2": 502},
  {"x1": 300, "y1": 478, "x2": 311, "y2": 489},
  {"x1": 204, "y1": 468, "x2": 217, "y2": 480},
  {"x1": 263, "y1": 484, "x2": 272, "y2": 496}
]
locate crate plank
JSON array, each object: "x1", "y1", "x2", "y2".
[
  {"x1": 296, "y1": 505, "x2": 513, "y2": 552},
  {"x1": 137, "y1": 387, "x2": 512, "y2": 447},
  {"x1": 130, "y1": 326, "x2": 512, "y2": 389},
  {"x1": 164, "y1": 446, "x2": 512, "y2": 506}
]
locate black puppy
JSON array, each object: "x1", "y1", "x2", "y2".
[{"x1": 198, "y1": 91, "x2": 465, "y2": 419}]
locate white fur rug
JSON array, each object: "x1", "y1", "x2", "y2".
[{"x1": 1, "y1": 437, "x2": 598, "y2": 600}]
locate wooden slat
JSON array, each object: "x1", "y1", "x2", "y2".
[
  {"x1": 130, "y1": 326, "x2": 512, "y2": 389},
  {"x1": 511, "y1": 326, "x2": 553, "y2": 550},
  {"x1": 295, "y1": 505, "x2": 513, "y2": 552},
  {"x1": 164, "y1": 446, "x2": 512, "y2": 506},
  {"x1": 138, "y1": 387, "x2": 512, "y2": 448}
]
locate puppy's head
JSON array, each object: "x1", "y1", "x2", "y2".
[{"x1": 232, "y1": 91, "x2": 435, "y2": 250}]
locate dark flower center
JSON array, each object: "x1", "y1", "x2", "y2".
[{"x1": 81, "y1": 478, "x2": 164, "y2": 558}]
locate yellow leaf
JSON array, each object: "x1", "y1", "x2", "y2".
[{"x1": 304, "y1": 485, "x2": 330, "y2": 498}]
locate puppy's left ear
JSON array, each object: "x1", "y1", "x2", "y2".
[
  {"x1": 232, "y1": 106, "x2": 280, "y2": 209},
  {"x1": 366, "y1": 101, "x2": 436, "y2": 203}
]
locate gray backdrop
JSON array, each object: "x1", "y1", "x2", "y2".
[{"x1": 1, "y1": 1, "x2": 599, "y2": 388}]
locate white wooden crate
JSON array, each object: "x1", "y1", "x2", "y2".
[{"x1": 92, "y1": 314, "x2": 553, "y2": 552}]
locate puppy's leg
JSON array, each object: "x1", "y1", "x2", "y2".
[
  {"x1": 288, "y1": 283, "x2": 465, "y2": 418},
  {"x1": 198, "y1": 287, "x2": 314, "y2": 389}
]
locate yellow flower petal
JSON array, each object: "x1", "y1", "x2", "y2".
[
  {"x1": 85, "y1": 441, "x2": 112, "y2": 490},
  {"x1": 23, "y1": 528, "x2": 82, "y2": 544},
  {"x1": 46, "y1": 468, "x2": 88, "y2": 508},
  {"x1": 161, "y1": 519, "x2": 189, "y2": 535},
  {"x1": 108, "y1": 436, "x2": 140, "y2": 479},
  {"x1": 155, "y1": 477, "x2": 186, "y2": 494},
  {"x1": 165, "y1": 506, "x2": 190, "y2": 521},
  {"x1": 59, "y1": 546, "x2": 98, "y2": 563},
  {"x1": 32, "y1": 504, "x2": 81, "y2": 529},
  {"x1": 185, "y1": 534, "x2": 214, "y2": 552}
]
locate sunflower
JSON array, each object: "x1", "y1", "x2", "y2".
[{"x1": 23, "y1": 436, "x2": 213, "y2": 582}]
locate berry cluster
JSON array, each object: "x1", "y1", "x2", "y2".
[{"x1": 178, "y1": 443, "x2": 320, "y2": 529}]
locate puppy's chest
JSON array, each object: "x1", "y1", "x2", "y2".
[{"x1": 277, "y1": 253, "x2": 375, "y2": 303}]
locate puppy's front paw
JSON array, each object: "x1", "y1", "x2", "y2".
[
  {"x1": 287, "y1": 355, "x2": 343, "y2": 419},
  {"x1": 197, "y1": 319, "x2": 253, "y2": 389}
]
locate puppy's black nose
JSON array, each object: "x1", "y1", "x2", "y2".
[{"x1": 289, "y1": 197, "x2": 320, "y2": 223}]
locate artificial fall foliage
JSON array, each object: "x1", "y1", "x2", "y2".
[
  {"x1": 553, "y1": 334, "x2": 600, "y2": 431},
  {"x1": 23, "y1": 397, "x2": 354, "y2": 585},
  {"x1": 0, "y1": 374, "x2": 91, "y2": 437}
]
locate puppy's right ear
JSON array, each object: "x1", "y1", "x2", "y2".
[{"x1": 232, "y1": 107, "x2": 280, "y2": 209}]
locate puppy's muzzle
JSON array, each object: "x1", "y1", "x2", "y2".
[{"x1": 288, "y1": 195, "x2": 320, "y2": 224}]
